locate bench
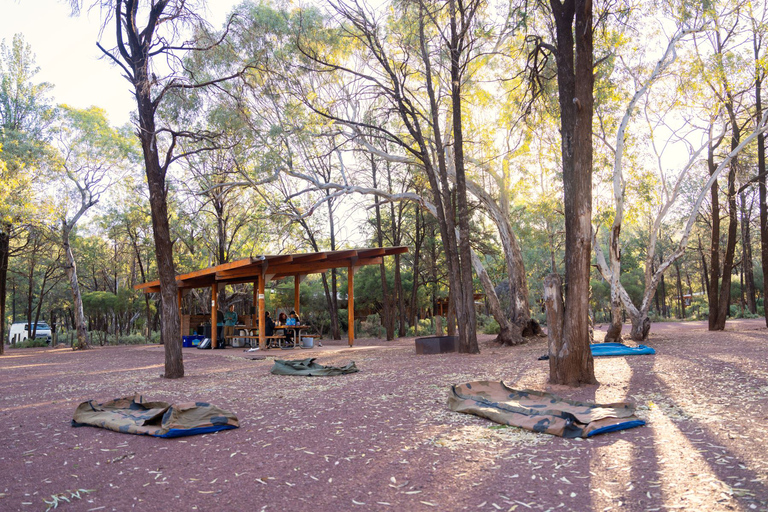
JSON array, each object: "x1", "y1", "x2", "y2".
[{"x1": 225, "y1": 335, "x2": 259, "y2": 348}]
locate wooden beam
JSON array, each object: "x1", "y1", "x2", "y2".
[
  {"x1": 348, "y1": 264, "x2": 355, "y2": 346},
  {"x1": 326, "y1": 249, "x2": 359, "y2": 261},
  {"x1": 292, "y1": 252, "x2": 328, "y2": 264},
  {"x1": 267, "y1": 256, "x2": 383, "y2": 278},
  {"x1": 269, "y1": 257, "x2": 384, "y2": 281},
  {"x1": 177, "y1": 256, "x2": 258, "y2": 281},
  {"x1": 135, "y1": 247, "x2": 409, "y2": 293},
  {"x1": 383, "y1": 246, "x2": 409, "y2": 256},
  {"x1": 357, "y1": 248, "x2": 386, "y2": 258}
]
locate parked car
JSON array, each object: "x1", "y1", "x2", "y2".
[{"x1": 7, "y1": 321, "x2": 52, "y2": 344}]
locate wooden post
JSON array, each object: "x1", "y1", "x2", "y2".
[
  {"x1": 211, "y1": 283, "x2": 218, "y2": 349},
  {"x1": 348, "y1": 265, "x2": 355, "y2": 346},
  {"x1": 258, "y1": 275, "x2": 266, "y2": 349},
  {"x1": 253, "y1": 281, "x2": 258, "y2": 328},
  {"x1": 177, "y1": 287, "x2": 183, "y2": 339},
  {"x1": 294, "y1": 275, "x2": 301, "y2": 316}
]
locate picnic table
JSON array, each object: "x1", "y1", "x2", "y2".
[{"x1": 226, "y1": 324, "x2": 319, "y2": 349}]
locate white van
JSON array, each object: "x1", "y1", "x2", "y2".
[{"x1": 7, "y1": 321, "x2": 53, "y2": 345}]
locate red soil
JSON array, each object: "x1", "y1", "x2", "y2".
[{"x1": 1, "y1": 319, "x2": 767, "y2": 511}]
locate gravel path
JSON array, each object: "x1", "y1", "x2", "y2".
[{"x1": 1, "y1": 319, "x2": 767, "y2": 511}]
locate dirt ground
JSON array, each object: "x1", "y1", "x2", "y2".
[{"x1": 1, "y1": 318, "x2": 767, "y2": 512}]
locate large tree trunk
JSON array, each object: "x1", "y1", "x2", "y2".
[
  {"x1": 548, "y1": 0, "x2": 597, "y2": 386},
  {"x1": 604, "y1": 303, "x2": 623, "y2": 343},
  {"x1": 740, "y1": 192, "x2": 757, "y2": 313},
  {"x1": 757, "y1": 43, "x2": 768, "y2": 327},
  {"x1": 136, "y1": 90, "x2": 183, "y2": 377},
  {"x1": 472, "y1": 248, "x2": 523, "y2": 344},
  {"x1": 63, "y1": 226, "x2": 89, "y2": 350},
  {"x1": 713, "y1": 112, "x2": 741, "y2": 330},
  {"x1": 708, "y1": 141, "x2": 722, "y2": 329},
  {"x1": 447, "y1": 0, "x2": 478, "y2": 353},
  {"x1": 417, "y1": 7, "x2": 477, "y2": 354},
  {"x1": 459, "y1": 176, "x2": 535, "y2": 340}
]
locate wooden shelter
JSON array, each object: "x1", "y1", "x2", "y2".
[{"x1": 135, "y1": 246, "x2": 409, "y2": 348}]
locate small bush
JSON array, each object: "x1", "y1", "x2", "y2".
[
  {"x1": 357, "y1": 314, "x2": 386, "y2": 338},
  {"x1": 9, "y1": 338, "x2": 49, "y2": 349},
  {"x1": 476, "y1": 314, "x2": 500, "y2": 335},
  {"x1": 483, "y1": 319, "x2": 500, "y2": 335},
  {"x1": 406, "y1": 318, "x2": 437, "y2": 336},
  {"x1": 117, "y1": 334, "x2": 151, "y2": 345}
]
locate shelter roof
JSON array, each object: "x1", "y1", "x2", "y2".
[{"x1": 134, "y1": 246, "x2": 409, "y2": 293}]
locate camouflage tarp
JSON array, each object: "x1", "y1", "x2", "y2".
[
  {"x1": 271, "y1": 358, "x2": 359, "y2": 376},
  {"x1": 71, "y1": 394, "x2": 239, "y2": 438},
  {"x1": 448, "y1": 381, "x2": 644, "y2": 438}
]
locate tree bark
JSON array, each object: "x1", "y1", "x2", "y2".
[
  {"x1": 604, "y1": 304, "x2": 623, "y2": 343},
  {"x1": 371, "y1": 158, "x2": 394, "y2": 340},
  {"x1": 740, "y1": 191, "x2": 757, "y2": 313},
  {"x1": 0, "y1": 224, "x2": 8, "y2": 355},
  {"x1": 548, "y1": 0, "x2": 597, "y2": 385},
  {"x1": 674, "y1": 260, "x2": 685, "y2": 319},
  {"x1": 712, "y1": 110, "x2": 741, "y2": 330},
  {"x1": 449, "y1": 0, "x2": 478, "y2": 353},
  {"x1": 62, "y1": 225, "x2": 89, "y2": 349},
  {"x1": 409, "y1": 205, "x2": 423, "y2": 331},
  {"x1": 756, "y1": 34, "x2": 768, "y2": 327}
]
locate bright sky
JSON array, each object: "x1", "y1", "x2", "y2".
[{"x1": 0, "y1": 0, "x2": 240, "y2": 127}]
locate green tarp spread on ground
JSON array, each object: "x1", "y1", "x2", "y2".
[
  {"x1": 448, "y1": 381, "x2": 645, "y2": 438},
  {"x1": 270, "y1": 357, "x2": 359, "y2": 376},
  {"x1": 71, "y1": 394, "x2": 239, "y2": 438}
]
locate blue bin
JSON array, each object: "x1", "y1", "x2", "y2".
[{"x1": 183, "y1": 335, "x2": 205, "y2": 348}]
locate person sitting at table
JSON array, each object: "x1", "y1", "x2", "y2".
[
  {"x1": 264, "y1": 311, "x2": 275, "y2": 336},
  {"x1": 285, "y1": 310, "x2": 300, "y2": 345},
  {"x1": 223, "y1": 305, "x2": 238, "y2": 340},
  {"x1": 277, "y1": 312, "x2": 288, "y2": 325},
  {"x1": 216, "y1": 308, "x2": 224, "y2": 348}
]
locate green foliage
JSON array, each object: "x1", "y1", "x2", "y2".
[
  {"x1": 85, "y1": 331, "x2": 154, "y2": 346},
  {"x1": 9, "y1": 338, "x2": 48, "y2": 348},
  {"x1": 476, "y1": 314, "x2": 500, "y2": 335},
  {"x1": 357, "y1": 313, "x2": 387, "y2": 338}
]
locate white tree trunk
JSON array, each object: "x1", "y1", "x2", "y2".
[{"x1": 63, "y1": 226, "x2": 89, "y2": 349}]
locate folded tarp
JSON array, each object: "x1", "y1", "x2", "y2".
[
  {"x1": 538, "y1": 342, "x2": 655, "y2": 360},
  {"x1": 448, "y1": 381, "x2": 645, "y2": 438},
  {"x1": 72, "y1": 394, "x2": 238, "y2": 438},
  {"x1": 271, "y1": 357, "x2": 359, "y2": 376}
]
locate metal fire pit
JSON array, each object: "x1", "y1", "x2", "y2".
[{"x1": 415, "y1": 335, "x2": 458, "y2": 354}]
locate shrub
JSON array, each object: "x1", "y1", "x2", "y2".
[
  {"x1": 9, "y1": 338, "x2": 49, "y2": 349},
  {"x1": 476, "y1": 314, "x2": 500, "y2": 335},
  {"x1": 406, "y1": 318, "x2": 437, "y2": 336}
]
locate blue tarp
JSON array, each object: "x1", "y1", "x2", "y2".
[
  {"x1": 591, "y1": 342, "x2": 656, "y2": 357},
  {"x1": 538, "y1": 342, "x2": 655, "y2": 360}
]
